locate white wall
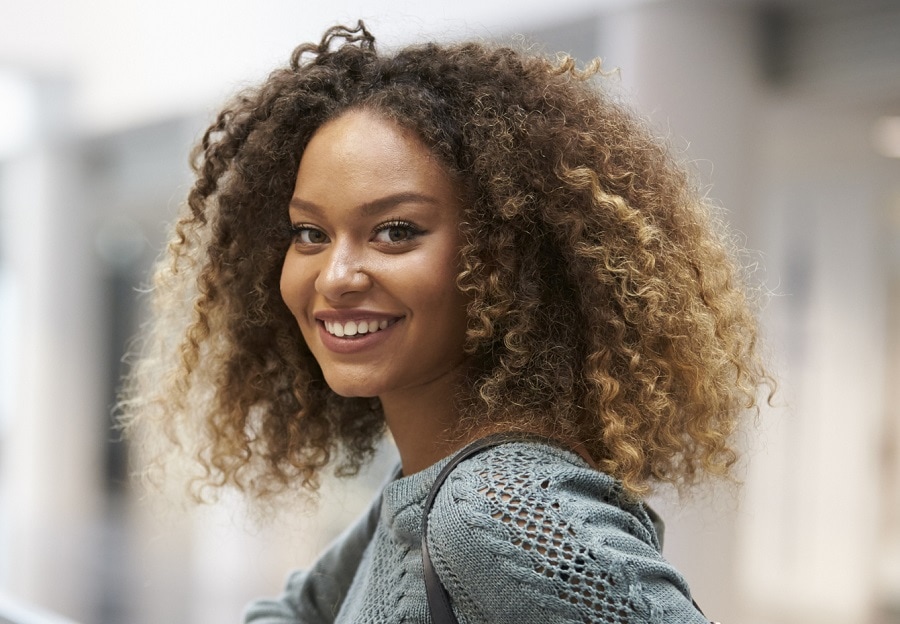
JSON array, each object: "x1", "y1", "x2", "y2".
[{"x1": 0, "y1": 78, "x2": 106, "y2": 620}]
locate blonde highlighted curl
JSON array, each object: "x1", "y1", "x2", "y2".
[{"x1": 120, "y1": 22, "x2": 772, "y2": 501}]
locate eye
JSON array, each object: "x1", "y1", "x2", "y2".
[
  {"x1": 372, "y1": 220, "x2": 423, "y2": 244},
  {"x1": 289, "y1": 224, "x2": 329, "y2": 245}
]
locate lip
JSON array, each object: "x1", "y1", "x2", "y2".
[
  {"x1": 313, "y1": 309, "x2": 404, "y2": 355},
  {"x1": 314, "y1": 309, "x2": 402, "y2": 323}
]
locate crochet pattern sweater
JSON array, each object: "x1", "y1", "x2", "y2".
[{"x1": 244, "y1": 441, "x2": 708, "y2": 623}]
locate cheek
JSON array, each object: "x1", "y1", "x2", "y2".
[
  {"x1": 427, "y1": 253, "x2": 469, "y2": 332},
  {"x1": 279, "y1": 256, "x2": 301, "y2": 317}
]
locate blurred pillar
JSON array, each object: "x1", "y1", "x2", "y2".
[
  {"x1": 0, "y1": 75, "x2": 104, "y2": 621},
  {"x1": 743, "y1": 107, "x2": 888, "y2": 623},
  {"x1": 602, "y1": 1, "x2": 763, "y2": 243},
  {"x1": 599, "y1": 3, "x2": 763, "y2": 622},
  {"x1": 880, "y1": 180, "x2": 900, "y2": 621}
]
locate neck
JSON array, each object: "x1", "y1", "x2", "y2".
[{"x1": 380, "y1": 369, "x2": 465, "y2": 476}]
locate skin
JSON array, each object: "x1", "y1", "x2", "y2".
[{"x1": 280, "y1": 109, "x2": 471, "y2": 475}]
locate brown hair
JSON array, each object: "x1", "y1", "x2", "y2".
[{"x1": 121, "y1": 22, "x2": 771, "y2": 500}]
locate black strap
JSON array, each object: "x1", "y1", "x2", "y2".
[
  {"x1": 419, "y1": 432, "x2": 714, "y2": 623},
  {"x1": 422, "y1": 433, "x2": 547, "y2": 624}
]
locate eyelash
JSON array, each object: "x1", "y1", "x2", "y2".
[
  {"x1": 288, "y1": 224, "x2": 327, "y2": 244},
  {"x1": 287, "y1": 220, "x2": 425, "y2": 244},
  {"x1": 372, "y1": 219, "x2": 424, "y2": 242}
]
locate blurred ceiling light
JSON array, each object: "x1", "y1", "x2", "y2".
[
  {"x1": 872, "y1": 116, "x2": 900, "y2": 159},
  {"x1": 0, "y1": 68, "x2": 37, "y2": 160}
]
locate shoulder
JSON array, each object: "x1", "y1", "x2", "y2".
[
  {"x1": 426, "y1": 441, "x2": 703, "y2": 623},
  {"x1": 433, "y1": 441, "x2": 659, "y2": 553}
]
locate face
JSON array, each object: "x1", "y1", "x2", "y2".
[{"x1": 280, "y1": 109, "x2": 469, "y2": 403}]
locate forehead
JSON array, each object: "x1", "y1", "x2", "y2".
[{"x1": 292, "y1": 109, "x2": 461, "y2": 207}]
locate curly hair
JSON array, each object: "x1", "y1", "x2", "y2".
[{"x1": 120, "y1": 21, "x2": 771, "y2": 501}]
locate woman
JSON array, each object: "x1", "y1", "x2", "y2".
[{"x1": 122, "y1": 21, "x2": 770, "y2": 623}]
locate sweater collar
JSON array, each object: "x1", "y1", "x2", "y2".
[{"x1": 379, "y1": 454, "x2": 454, "y2": 541}]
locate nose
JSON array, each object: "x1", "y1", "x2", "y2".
[{"x1": 315, "y1": 241, "x2": 372, "y2": 300}]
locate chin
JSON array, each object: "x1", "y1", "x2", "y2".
[
  {"x1": 330, "y1": 388, "x2": 379, "y2": 399},
  {"x1": 322, "y1": 377, "x2": 383, "y2": 399}
]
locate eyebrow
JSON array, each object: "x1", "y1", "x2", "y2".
[{"x1": 288, "y1": 192, "x2": 441, "y2": 218}]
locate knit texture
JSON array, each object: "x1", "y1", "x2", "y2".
[{"x1": 244, "y1": 441, "x2": 708, "y2": 623}]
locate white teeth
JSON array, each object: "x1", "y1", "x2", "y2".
[{"x1": 324, "y1": 319, "x2": 391, "y2": 337}]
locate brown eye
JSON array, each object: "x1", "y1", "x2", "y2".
[
  {"x1": 387, "y1": 226, "x2": 411, "y2": 242},
  {"x1": 373, "y1": 220, "x2": 423, "y2": 244},
  {"x1": 306, "y1": 229, "x2": 328, "y2": 244},
  {"x1": 290, "y1": 225, "x2": 329, "y2": 244}
]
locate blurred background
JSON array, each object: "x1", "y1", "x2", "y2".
[{"x1": 1, "y1": 0, "x2": 899, "y2": 622}]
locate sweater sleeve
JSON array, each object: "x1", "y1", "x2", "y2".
[
  {"x1": 426, "y1": 445, "x2": 708, "y2": 624},
  {"x1": 242, "y1": 490, "x2": 382, "y2": 624}
]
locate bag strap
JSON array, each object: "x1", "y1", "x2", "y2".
[
  {"x1": 422, "y1": 433, "x2": 546, "y2": 624},
  {"x1": 420, "y1": 432, "x2": 714, "y2": 623}
]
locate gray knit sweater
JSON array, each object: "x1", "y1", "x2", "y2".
[{"x1": 244, "y1": 441, "x2": 708, "y2": 623}]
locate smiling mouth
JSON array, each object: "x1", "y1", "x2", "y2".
[{"x1": 322, "y1": 318, "x2": 399, "y2": 338}]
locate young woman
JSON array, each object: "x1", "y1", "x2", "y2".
[{"x1": 122, "y1": 22, "x2": 770, "y2": 623}]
